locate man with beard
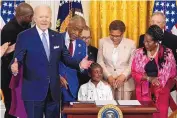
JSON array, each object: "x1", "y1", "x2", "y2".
[{"x1": 1, "y1": 3, "x2": 33, "y2": 118}]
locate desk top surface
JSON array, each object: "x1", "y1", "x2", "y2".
[{"x1": 62, "y1": 101, "x2": 157, "y2": 114}]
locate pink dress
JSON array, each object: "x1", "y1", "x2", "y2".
[{"x1": 131, "y1": 46, "x2": 176, "y2": 118}]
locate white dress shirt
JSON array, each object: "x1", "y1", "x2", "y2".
[
  {"x1": 112, "y1": 47, "x2": 119, "y2": 68},
  {"x1": 36, "y1": 25, "x2": 50, "y2": 48},
  {"x1": 65, "y1": 32, "x2": 76, "y2": 57},
  {"x1": 78, "y1": 80, "x2": 114, "y2": 101}
]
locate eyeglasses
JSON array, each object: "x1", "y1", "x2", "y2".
[
  {"x1": 81, "y1": 36, "x2": 91, "y2": 41},
  {"x1": 109, "y1": 33, "x2": 123, "y2": 39}
]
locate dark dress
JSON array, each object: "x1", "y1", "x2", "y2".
[
  {"x1": 145, "y1": 59, "x2": 158, "y2": 77},
  {"x1": 144, "y1": 59, "x2": 158, "y2": 101}
]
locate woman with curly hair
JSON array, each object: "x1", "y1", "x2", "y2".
[{"x1": 131, "y1": 25, "x2": 176, "y2": 118}]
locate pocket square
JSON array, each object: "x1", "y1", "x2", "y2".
[{"x1": 54, "y1": 46, "x2": 60, "y2": 49}]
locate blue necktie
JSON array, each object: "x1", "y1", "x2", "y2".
[{"x1": 42, "y1": 32, "x2": 50, "y2": 60}]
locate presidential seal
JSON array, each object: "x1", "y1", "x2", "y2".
[{"x1": 98, "y1": 104, "x2": 123, "y2": 118}]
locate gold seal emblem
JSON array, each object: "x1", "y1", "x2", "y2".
[{"x1": 98, "y1": 104, "x2": 123, "y2": 118}]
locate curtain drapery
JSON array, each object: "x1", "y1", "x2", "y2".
[{"x1": 90, "y1": 1, "x2": 155, "y2": 47}]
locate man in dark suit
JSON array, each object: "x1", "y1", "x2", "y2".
[
  {"x1": 10, "y1": 5, "x2": 92, "y2": 118},
  {"x1": 1, "y1": 3, "x2": 33, "y2": 118},
  {"x1": 78, "y1": 25, "x2": 98, "y2": 86}
]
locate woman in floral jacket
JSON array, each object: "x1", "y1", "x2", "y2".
[{"x1": 132, "y1": 25, "x2": 176, "y2": 118}]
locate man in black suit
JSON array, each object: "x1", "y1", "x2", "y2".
[
  {"x1": 78, "y1": 26, "x2": 98, "y2": 86},
  {"x1": 1, "y1": 3, "x2": 33, "y2": 118}
]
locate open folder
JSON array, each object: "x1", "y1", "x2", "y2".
[
  {"x1": 70, "y1": 100, "x2": 141, "y2": 106},
  {"x1": 118, "y1": 100, "x2": 141, "y2": 105},
  {"x1": 95, "y1": 100, "x2": 141, "y2": 106}
]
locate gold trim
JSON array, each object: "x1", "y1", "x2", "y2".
[
  {"x1": 59, "y1": 10, "x2": 72, "y2": 33},
  {"x1": 98, "y1": 104, "x2": 123, "y2": 118}
]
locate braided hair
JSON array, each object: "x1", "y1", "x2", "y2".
[
  {"x1": 143, "y1": 25, "x2": 169, "y2": 69},
  {"x1": 146, "y1": 25, "x2": 164, "y2": 42}
]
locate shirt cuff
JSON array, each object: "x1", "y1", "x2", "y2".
[{"x1": 79, "y1": 64, "x2": 84, "y2": 72}]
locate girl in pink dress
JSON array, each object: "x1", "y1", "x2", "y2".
[{"x1": 132, "y1": 25, "x2": 176, "y2": 118}]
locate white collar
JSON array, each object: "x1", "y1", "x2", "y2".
[
  {"x1": 65, "y1": 31, "x2": 70, "y2": 41},
  {"x1": 88, "y1": 80, "x2": 104, "y2": 90},
  {"x1": 36, "y1": 25, "x2": 49, "y2": 36}
]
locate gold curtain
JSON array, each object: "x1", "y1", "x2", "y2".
[{"x1": 89, "y1": 0, "x2": 155, "y2": 47}]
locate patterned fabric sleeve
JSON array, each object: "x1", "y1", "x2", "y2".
[
  {"x1": 131, "y1": 49, "x2": 144, "y2": 84},
  {"x1": 158, "y1": 48, "x2": 177, "y2": 87}
]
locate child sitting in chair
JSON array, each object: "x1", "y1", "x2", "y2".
[{"x1": 78, "y1": 63, "x2": 113, "y2": 101}]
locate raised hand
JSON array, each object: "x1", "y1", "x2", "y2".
[
  {"x1": 11, "y1": 58, "x2": 18, "y2": 76},
  {"x1": 79, "y1": 55, "x2": 93, "y2": 69}
]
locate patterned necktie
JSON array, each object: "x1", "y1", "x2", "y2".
[
  {"x1": 69, "y1": 40, "x2": 73, "y2": 56},
  {"x1": 42, "y1": 32, "x2": 50, "y2": 60}
]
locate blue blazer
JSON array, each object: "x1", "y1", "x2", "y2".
[
  {"x1": 59, "y1": 32, "x2": 86, "y2": 102},
  {"x1": 12, "y1": 26, "x2": 80, "y2": 101}
]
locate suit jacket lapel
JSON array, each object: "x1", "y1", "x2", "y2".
[
  {"x1": 107, "y1": 38, "x2": 114, "y2": 60},
  {"x1": 33, "y1": 27, "x2": 48, "y2": 60},
  {"x1": 115, "y1": 38, "x2": 124, "y2": 65},
  {"x1": 73, "y1": 40, "x2": 79, "y2": 58},
  {"x1": 49, "y1": 29, "x2": 56, "y2": 62},
  {"x1": 87, "y1": 46, "x2": 91, "y2": 55}
]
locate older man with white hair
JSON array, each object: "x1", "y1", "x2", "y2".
[{"x1": 10, "y1": 5, "x2": 92, "y2": 118}]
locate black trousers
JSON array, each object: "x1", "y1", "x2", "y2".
[{"x1": 1, "y1": 58, "x2": 16, "y2": 118}]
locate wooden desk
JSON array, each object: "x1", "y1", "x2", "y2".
[{"x1": 62, "y1": 101, "x2": 157, "y2": 118}]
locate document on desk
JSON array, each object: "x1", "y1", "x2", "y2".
[
  {"x1": 70, "y1": 101, "x2": 95, "y2": 105},
  {"x1": 118, "y1": 100, "x2": 141, "y2": 105},
  {"x1": 95, "y1": 100, "x2": 118, "y2": 106}
]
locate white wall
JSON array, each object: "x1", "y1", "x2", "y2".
[{"x1": 26, "y1": 0, "x2": 90, "y2": 30}]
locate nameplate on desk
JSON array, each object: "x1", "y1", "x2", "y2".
[{"x1": 118, "y1": 100, "x2": 141, "y2": 106}]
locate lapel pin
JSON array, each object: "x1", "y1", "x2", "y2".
[{"x1": 78, "y1": 44, "x2": 81, "y2": 47}]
